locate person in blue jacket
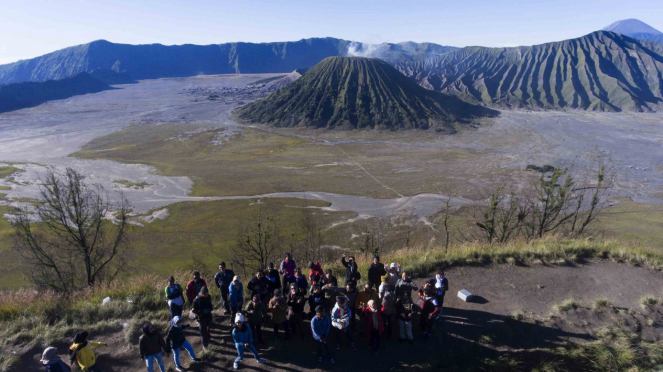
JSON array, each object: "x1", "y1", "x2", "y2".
[
  {"x1": 311, "y1": 305, "x2": 334, "y2": 364},
  {"x1": 229, "y1": 275, "x2": 244, "y2": 325},
  {"x1": 232, "y1": 313, "x2": 266, "y2": 369},
  {"x1": 40, "y1": 347, "x2": 71, "y2": 372}
]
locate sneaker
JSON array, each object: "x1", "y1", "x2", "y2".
[
  {"x1": 257, "y1": 359, "x2": 266, "y2": 364},
  {"x1": 318, "y1": 357, "x2": 323, "y2": 362},
  {"x1": 330, "y1": 358, "x2": 335, "y2": 364},
  {"x1": 175, "y1": 368, "x2": 184, "y2": 372},
  {"x1": 234, "y1": 362, "x2": 239, "y2": 369}
]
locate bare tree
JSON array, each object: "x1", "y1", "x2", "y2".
[
  {"x1": 522, "y1": 168, "x2": 576, "y2": 239},
  {"x1": 570, "y1": 165, "x2": 612, "y2": 237},
  {"x1": 12, "y1": 168, "x2": 131, "y2": 293},
  {"x1": 291, "y1": 205, "x2": 323, "y2": 263},
  {"x1": 232, "y1": 207, "x2": 282, "y2": 278}
]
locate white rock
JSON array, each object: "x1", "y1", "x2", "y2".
[
  {"x1": 458, "y1": 289, "x2": 473, "y2": 302},
  {"x1": 102, "y1": 297, "x2": 111, "y2": 305}
]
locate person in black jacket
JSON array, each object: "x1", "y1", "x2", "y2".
[
  {"x1": 166, "y1": 316, "x2": 200, "y2": 372},
  {"x1": 341, "y1": 253, "x2": 360, "y2": 286},
  {"x1": 367, "y1": 256, "x2": 387, "y2": 290},
  {"x1": 213, "y1": 262, "x2": 235, "y2": 314},
  {"x1": 264, "y1": 262, "x2": 281, "y2": 295},
  {"x1": 248, "y1": 270, "x2": 270, "y2": 304},
  {"x1": 396, "y1": 294, "x2": 414, "y2": 343},
  {"x1": 191, "y1": 286, "x2": 214, "y2": 349},
  {"x1": 308, "y1": 285, "x2": 325, "y2": 318},
  {"x1": 139, "y1": 322, "x2": 169, "y2": 372},
  {"x1": 287, "y1": 284, "x2": 307, "y2": 337}
]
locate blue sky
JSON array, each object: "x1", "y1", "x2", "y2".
[{"x1": 1, "y1": 0, "x2": 662, "y2": 64}]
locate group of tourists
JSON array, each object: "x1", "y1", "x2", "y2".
[{"x1": 39, "y1": 253, "x2": 449, "y2": 372}]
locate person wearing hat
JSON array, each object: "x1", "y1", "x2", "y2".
[
  {"x1": 214, "y1": 262, "x2": 235, "y2": 314},
  {"x1": 232, "y1": 313, "x2": 266, "y2": 369},
  {"x1": 367, "y1": 256, "x2": 386, "y2": 291},
  {"x1": 229, "y1": 275, "x2": 244, "y2": 326},
  {"x1": 185, "y1": 271, "x2": 208, "y2": 305},
  {"x1": 165, "y1": 276, "x2": 185, "y2": 320},
  {"x1": 40, "y1": 347, "x2": 70, "y2": 372},
  {"x1": 279, "y1": 253, "x2": 297, "y2": 294},
  {"x1": 245, "y1": 294, "x2": 267, "y2": 344},
  {"x1": 331, "y1": 295, "x2": 355, "y2": 350},
  {"x1": 166, "y1": 316, "x2": 199, "y2": 372},
  {"x1": 264, "y1": 262, "x2": 281, "y2": 295},
  {"x1": 311, "y1": 305, "x2": 334, "y2": 363},
  {"x1": 191, "y1": 286, "x2": 214, "y2": 349},
  {"x1": 363, "y1": 300, "x2": 385, "y2": 355},
  {"x1": 68, "y1": 331, "x2": 106, "y2": 372},
  {"x1": 139, "y1": 322, "x2": 169, "y2": 372},
  {"x1": 268, "y1": 289, "x2": 290, "y2": 340}
]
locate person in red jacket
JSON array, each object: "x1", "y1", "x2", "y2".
[
  {"x1": 363, "y1": 300, "x2": 385, "y2": 355},
  {"x1": 186, "y1": 271, "x2": 208, "y2": 304},
  {"x1": 308, "y1": 261, "x2": 324, "y2": 294}
]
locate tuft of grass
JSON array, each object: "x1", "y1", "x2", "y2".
[
  {"x1": 0, "y1": 352, "x2": 19, "y2": 372},
  {"x1": 593, "y1": 298, "x2": 614, "y2": 312},
  {"x1": 512, "y1": 310, "x2": 534, "y2": 323},
  {"x1": 0, "y1": 166, "x2": 20, "y2": 179},
  {"x1": 639, "y1": 295, "x2": 661, "y2": 309},
  {"x1": 555, "y1": 299, "x2": 580, "y2": 313}
]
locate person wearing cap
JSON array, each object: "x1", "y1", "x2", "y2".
[
  {"x1": 247, "y1": 270, "x2": 270, "y2": 304},
  {"x1": 40, "y1": 347, "x2": 70, "y2": 372},
  {"x1": 308, "y1": 261, "x2": 323, "y2": 294},
  {"x1": 395, "y1": 271, "x2": 419, "y2": 300},
  {"x1": 68, "y1": 331, "x2": 106, "y2": 372},
  {"x1": 386, "y1": 263, "x2": 401, "y2": 287},
  {"x1": 185, "y1": 271, "x2": 208, "y2": 304},
  {"x1": 232, "y1": 313, "x2": 266, "y2": 369},
  {"x1": 245, "y1": 294, "x2": 267, "y2": 344},
  {"x1": 214, "y1": 262, "x2": 235, "y2": 314},
  {"x1": 139, "y1": 322, "x2": 169, "y2": 372},
  {"x1": 340, "y1": 253, "x2": 360, "y2": 286},
  {"x1": 191, "y1": 286, "x2": 214, "y2": 349},
  {"x1": 264, "y1": 262, "x2": 281, "y2": 295},
  {"x1": 229, "y1": 275, "x2": 244, "y2": 326},
  {"x1": 165, "y1": 276, "x2": 185, "y2": 319},
  {"x1": 330, "y1": 295, "x2": 355, "y2": 350},
  {"x1": 268, "y1": 289, "x2": 290, "y2": 340},
  {"x1": 363, "y1": 300, "x2": 385, "y2": 355},
  {"x1": 311, "y1": 305, "x2": 334, "y2": 363},
  {"x1": 166, "y1": 316, "x2": 199, "y2": 372},
  {"x1": 279, "y1": 253, "x2": 297, "y2": 294},
  {"x1": 368, "y1": 256, "x2": 386, "y2": 290}
]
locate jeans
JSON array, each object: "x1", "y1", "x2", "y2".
[
  {"x1": 145, "y1": 351, "x2": 165, "y2": 372},
  {"x1": 235, "y1": 343, "x2": 260, "y2": 363},
  {"x1": 199, "y1": 317, "x2": 212, "y2": 347},
  {"x1": 420, "y1": 316, "x2": 434, "y2": 334},
  {"x1": 399, "y1": 319, "x2": 413, "y2": 340},
  {"x1": 169, "y1": 303, "x2": 182, "y2": 319},
  {"x1": 334, "y1": 325, "x2": 353, "y2": 347},
  {"x1": 316, "y1": 339, "x2": 333, "y2": 359},
  {"x1": 437, "y1": 294, "x2": 445, "y2": 315},
  {"x1": 370, "y1": 329, "x2": 381, "y2": 351},
  {"x1": 273, "y1": 320, "x2": 291, "y2": 340},
  {"x1": 221, "y1": 289, "x2": 230, "y2": 312},
  {"x1": 172, "y1": 340, "x2": 196, "y2": 367}
]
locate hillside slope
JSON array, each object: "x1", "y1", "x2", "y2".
[
  {"x1": 236, "y1": 56, "x2": 498, "y2": 131},
  {"x1": 397, "y1": 31, "x2": 663, "y2": 111}
]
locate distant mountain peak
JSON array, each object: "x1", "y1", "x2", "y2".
[{"x1": 603, "y1": 19, "x2": 662, "y2": 36}]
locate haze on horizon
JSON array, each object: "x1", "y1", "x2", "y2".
[{"x1": 1, "y1": 0, "x2": 662, "y2": 65}]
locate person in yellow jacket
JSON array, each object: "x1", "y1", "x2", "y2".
[{"x1": 69, "y1": 331, "x2": 106, "y2": 372}]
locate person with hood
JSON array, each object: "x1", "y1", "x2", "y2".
[
  {"x1": 386, "y1": 263, "x2": 401, "y2": 287},
  {"x1": 367, "y1": 256, "x2": 386, "y2": 290},
  {"x1": 191, "y1": 286, "x2": 214, "y2": 349},
  {"x1": 213, "y1": 262, "x2": 235, "y2": 314},
  {"x1": 363, "y1": 300, "x2": 385, "y2": 355},
  {"x1": 308, "y1": 261, "x2": 324, "y2": 294},
  {"x1": 139, "y1": 322, "x2": 169, "y2": 372},
  {"x1": 165, "y1": 276, "x2": 185, "y2": 319},
  {"x1": 396, "y1": 293, "x2": 414, "y2": 343},
  {"x1": 293, "y1": 268, "x2": 308, "y2": 291},
  {"x1": 247, "y1": 270, "x2": 270, "y2": 304},
  {"x1": 311, "y1": 305, "x2": 334, "y2": 364},
  {"x1": 264, "y1": 262, "x2": 281, "y2": 295},
  {"x1": 395, "y1": 271, "x2": 419, "y2": 299},
  {"x1": 68, "y1": 331, "x2": 105, "y2": 372},
  {"x1": 326, "y1": 281, "x2": 358, "y2": 329},
  {"x1": 356, "y1": 283, "x2": 379, "y2": 335},
  {"x1": 40, "y1": 347, "x2": 70, "y2": 372},
  {"x1": 232, "y1": 313, "x2": 266, "y2": 369},
  {"x1": 341, "y1": 253, "x2": 360, "y2": 285},
  {"x1": 378, "y1": 275, "x2": 389, "y2": 299},
  {"x1": 420, "y1": 287, "x2": 440, "y2": 338},
  {"x1": 308, "y1": 285, "x2": 325, "y2": 318},
  {"x1": 185, "y1": 271, "x2": 208, "y2": 304},
  {"x1": 229, "y1": 275, "x2": 244, "y2": 325},
  {"x1": 245, "y1": 295, "x2": 267, "y2": 344},
  {"x1": 331, "y1": 296, "x2": 355, "y2": 350},
  {"x1": 279, "y1": 253, "x2": 297, "y2": 293},
  {"x1": 166, "y1": 316, "x2": 199, "y2": 372},
  {"x1": 268, "y1": 289, "x2": 290, "y2": 340},
  {"x1": 287, "y1": 283, "x2": 306, "y2": 337}
]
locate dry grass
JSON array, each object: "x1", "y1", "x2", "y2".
[{"x1": 554, "y1": 299, "x2": 581, "y2": 313}]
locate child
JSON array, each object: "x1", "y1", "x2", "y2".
[
  {"x1": 308, "y1": 285, "x2": 325, "y2": 318},
  {"x1": 245, "y1": 295, "x2": 267, "y2": 344},
  {"x1": 40, "y1": 347, "x2": 70, "y2": 372},
  {"x1": 363, "y1": 300, "x2": 385, "y2": 355},
  {"x1": 311, "y1": 305, "x2": 334, "y2": 364},
  {"x1": 287, "y1": 284, "x2": 306, "y2": 337},
  {"x1": 139, "y1": 322, "x2": 169, "y2": 372},
  {"x1": 229, "y1": 275, "x2": 244, "y2": 326},
  {"x1": 232, "y1": 314, "x2": 266, "y2": 369},
  {"x1": 166, "y1": 316, "x2": 200, "y2": 372},
  {"x1": 331, "y1": 296, "x2": 355, "y2": 350},
  {"x1": 396, "y1": 293, "x2": 414, "y2": 343},
  {"x1": 420, "y1": 287, "x2": 440, "y2": 338},
  {"x1": 268, "y1": 289, "x2": 290, "y2": 340},
  {"x1": 381, "y1": 285, "x2": 396, "y2": 339},
  {"x1": 68, "y1": 331, "x2": 106, "y2": 372},
  {"x1": 434, "y1": 269, "x2": 449, "y2": 319}
]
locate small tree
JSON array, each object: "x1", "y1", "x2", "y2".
[
  {"x1": 12, "y1": 168, "x2": 131, "y2": 293},
  {"x1": 523, "y1": 168, "x2": 576, "y2": 239},
  {"x1": 291, "y1": 205, "x2": 323, "y2": 263},
  {"x1": 232, "y1": 207, "x2": 282, "y2": 277}
]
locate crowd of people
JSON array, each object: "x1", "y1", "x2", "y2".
[{"x1": 39, "y1": 253, "x2": 449, "y2": 372}]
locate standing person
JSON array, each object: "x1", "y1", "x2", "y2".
[
  {"x1": 363, "y1": 300, "x2": 385, "y2": 355},
  {"x1": 386, "y1": 263, "x2": 401, "y2": 287},
  {"x1": 40, "y1": 347, "x2": 70, "y2": 372},
  {"x1": 308, "y1": 261, "x2": 324, "y2": 294},
  {"x1": 139, "y1": 323, "x2": 169, "y2": 372},
  {"x1": 331, "y1": 296, "x2": 355, "y2": 350},
  {"x1": 191, "y1": 287, "x2": 214, "y2": 350},
  {"x1": 279, "y1": 253, "x2": 297, "y2": 294},
  {"x1": 326, "y1": 282, "x2": 358, "y2": 330},
  {"x1": 379, "y1": 275, "x2": 389, "y2": 299},
  {"x1": 308, "y1": 285, "x2": 325, "y2": 318},
  {"x1": 341, "y1": 253, "x2": 360, "y2": 286},
  {"x1": 311, "y1": 305, "x2": 334, "y2": 364},
  {"x1": 268, "y1": 289, "x2": 291, "y2": 341},
  {"x1": 264, "y1": 262, "x2": 281, "y2": 296},
  {"x1": 185, "y1": 271, "x2": 208, "y2": 304},
  {"x1": 434, "y1": 269, "x2": 449, "y2": 319},
  {"x1": 367, "y1": 256, "x2": 386, "y2": 290},
  {"x1": 165, "y1": 276, "x2": 185, "y2": 319},
  {"x1": 396, "y1": 293, "x2": 414, "y2": 343},
  {"x1": 245, "y1": 295, "x2": 267, "y2": 345},
  {"x1": 68, "y1": 331, "x2": 106, "y2": 372},
  {"x1": 214, "y1": 262, "x2": 235, "y2": 315},
  {"x1": 321, "y1": 269, "x2": 339, "y2": 312},
  {"x1": 166, "y1": 316, "x2": 200, "y2": 372},
  {"x1": 321, "y1": 269, "x2": 338, "y2": 288},
  {"x1": 293, "y1": 268, "x2": 308, "y2": 291},
  {"x1": 355, "y1": 284, "x2": 379, "y2": 335},
  {"x1": 247, "y1": 270, "x2": 270, "y2": 304},
  {"x1": 287, "y1": 284, "x2": 306, "y2": 337},
  {"x1": 420, "y1": 287, "x2": 440, "y2": 338},
  {"x1": 232, "y1": 314, "x2": 266, "y2": 369},
  {"x1": 395, "y1": 271, "x2": 419, "y2": 300},
  {"x1": 381, "y1": 285, "x2": 397, "y2": 339},
  {"x1": 229, "y1": 276, "x2": 244, "y2": 325}
]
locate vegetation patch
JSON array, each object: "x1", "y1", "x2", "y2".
[
  {"x1": 113, "y1": 179, "x2": 151, "y2": 189},
  {"x1": 0, "y1": 166, "x2": 20, "y2": 179}
]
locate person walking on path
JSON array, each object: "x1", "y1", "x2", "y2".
[
  {"x1": 245, "y1": 295, "x2": 267, "y2": 345},
  {"x1": 139, "y1": 322, "x2": 169, "y2": 372},
  {"x1": 395, "y1": 271, "x2": 419, "y2": 300},
  {"x1": 165, "y1": 276, "x2": 185, "y2": 319},
  {"x1": 331, "y1": 296, "x2": 355, "y2": 350},
  {"x1": 229, "y1": 276, "x2": 244, "y2": 325},
  {"x1": 341, "y1": 253, "x2": 360, "y2": 286},
  {"x1": 367, "y1": 256, "x2": 386, "y2": 290},
  {"x1": 40, "y1": 347, "x2": 70, "y2": 372},
  {"x1": 363, "y1": 300, "x2": 385, "y2": 355},
  {"x1": 166, "y1": 316, "x2": 200, "y2": 372},
  {"x1": 269, "y1": 289, "x2": 291, "y2": 340},
  {"x1": 232, "y1": 314, "x2": 266, "y2": 369},
  {"x1": 191, "y1": 286, "x2": 214, "y2": 349},
  {"x1": 280, "y1": 253, "x2": 297, "y2": 294},
  {"x1": 311, "y1": 305, "x2": 334, "y2": 364},
  {"x1": 68, "y1": 331, "x2": 106, "y2": 372},
  {"x1": 185, "y1": 271, "x2": 208, "y2": 305},
  {"x1": 214, "y1": 262, "x2": 235, "y2": 315},
  {"x1": 396, "y1": 293, "x2": 414, "y2": 343}
]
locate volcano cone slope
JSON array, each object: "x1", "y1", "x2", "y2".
[{"x1": 236, "y1": 56, "x2": 499, "y2": 131}]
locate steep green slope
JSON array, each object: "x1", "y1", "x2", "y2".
[
  {"x1": 236, "y1": 56, "x2": 498, "y2": 131},
  {"x1": 397, "y1": 31, "x2": 663, "y2": 111}
]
